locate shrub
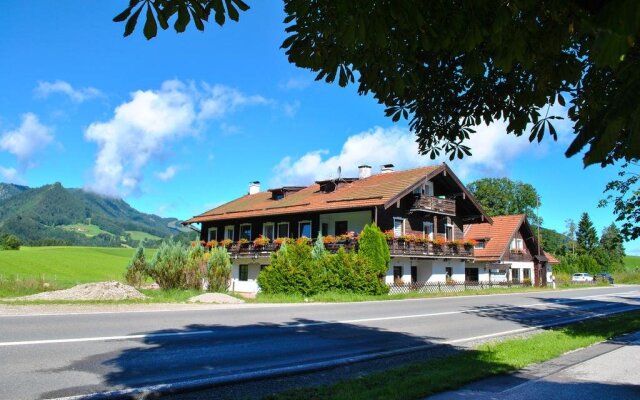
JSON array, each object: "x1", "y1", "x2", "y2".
[
  {"x1": 147, "y1": 241, "x2": 189, "y2": 289},
  {"x1": 311, "y1": 234, "x2": 327, "y2": 260},
  {"x1": 125, "y1": 244, "x2": 148, "y2": 287},
  {"x1": 258, "y1": 242, "x2": 324, "y2": 296},
  {"x1": 358, "y1": 224, "x2": 390, "y2": 277},
  {"x1": 207, "y1": 247, "x2": 232, "y2": 292},
  {"x1": 0, "y1": 234, "x2": 21, "y2": 250},
  {"x1": 184, "y1": 243, "x2": 208, "y2": 290}
]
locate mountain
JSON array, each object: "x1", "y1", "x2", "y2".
[{"x1": 0, "y1": 182, "x2": 190, "y2": 247}]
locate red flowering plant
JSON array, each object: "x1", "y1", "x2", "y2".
[
  {"x1": 463, "y1": 239, "x2": 477, "y2": 248},
  {"x1": 296, "y1": 236, "x2": 311, "y2": 245},
  {"x1": 449, "y1": 239, "x2": 464, "y2": 248},
  {"x1": 220, "y1": 239, "x2": 233, "y2": 248},
  {"x1": 253, "y1": 235, "x2": 270, "y2": 247},
  {"x1": 238, "y1": 238, "x2": 250, "y2": 246},
  {"x1": 273, "y1": 237, "x2": 292, "y2": 246},
  {"x1": 322, "y1": 235, "x2": 337, "y2": 244},
  {"x1": 432, "y1": 237, "x2": 446, "y2": 247},
  {"x1": 206, "y1": 240, "x2": 218, "y2": 249},
  {"x1": 383, "y1": 230, "x2": 395, "y2": 240}
]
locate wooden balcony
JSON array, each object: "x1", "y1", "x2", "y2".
[
  {"x1": 225, "y1": 239, "x2": 473, "y2": 259},
  {"x1": 410, "y1": 195, "x2": 456, "y2": 215}
]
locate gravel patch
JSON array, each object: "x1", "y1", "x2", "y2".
[
  {"x1": 188, "y1": 293, "x2": 245, "y2": 304},
  {"x1": 7, "y1": 281, "x2": 147, "y2": 301}
]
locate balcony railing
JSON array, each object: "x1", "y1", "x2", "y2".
[
  {"x1": 410, "y1": 195, "x2": 456, "y2": 215},
  {"x1": 221, "y1": 238, "x2": 473, "y2": 259}
]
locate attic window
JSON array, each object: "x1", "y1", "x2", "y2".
[
  {"x1": 273, "y1": 192, "x2": 284, "y2": 200},
  {"x1": 474, "y1": 240, "x2": 486, "y2": 249},
  {"x1": 269, "y1": 186, "x2": 304, "y2": 200}
]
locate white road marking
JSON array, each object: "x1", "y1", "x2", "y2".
[{"x1": 1, "y1": 293, "x2": 636, "y2": 347}]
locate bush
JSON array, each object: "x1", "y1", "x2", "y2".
[
  {"x1": 258, "y1": 242, "x2": 325, "y2": 296},
  {"x1": 207, "y1": 247, "x2": 232, "y2": 292},
  {"x1": 147, "y1": 241, "x2": 189, "y2": 289},
  {"x1": 184, "y1": 243, "x2": 208, "y2": 290},
  {"x1": 125, "y1": 244, "x2": 148, "y2": 286},
  {"x1": 0, "y1": 234, "x2": 21, "y2": 250}
]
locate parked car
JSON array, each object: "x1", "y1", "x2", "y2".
[
  {"x1": 595, "y1": 273, "x2": 614, "y2": 284},
  {"x1": 571, "y1": 273, "x2": 593, "y2": 282}
]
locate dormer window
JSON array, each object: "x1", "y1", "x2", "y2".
[{"x1": 268, "y1": 186, "x2": 304, "y2": 200}]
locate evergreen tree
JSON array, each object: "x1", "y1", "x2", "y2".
[
  {"x1": 125, "y1": 243, "x2": 148, "y2": 286},
  {"x1": 311, "y1": 233, "x2": 327, "y2": 260},
  {"x1": 600, "y1": 223, "x2": 626, "y2": 268},
  {"x1": 576, "y1": 213, "x2": 598, "y2": 254},
  {"x1": 357, "y1": 224, "x2": 391, "y2": 276}
]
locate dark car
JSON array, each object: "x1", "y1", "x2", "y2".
[{"x1": 595, "y1": 273, "x2": 614, "y2": 284}]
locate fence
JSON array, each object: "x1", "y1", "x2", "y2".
[{"x1": 387, "y1": 280, "x2": 532, "y2": 295}]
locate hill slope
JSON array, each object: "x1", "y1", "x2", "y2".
[{"x1": 0, "y1": 182, "x2": 188, "y2": 246}]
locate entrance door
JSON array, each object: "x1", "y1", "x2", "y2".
[
  {"x1": 411, "y1": 266, "x2": 417, "y2": 283},
  {"x1": 465, "y1": 268, "x2": 479, "y2": 282}
]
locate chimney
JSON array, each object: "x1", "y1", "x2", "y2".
[
  {"x1": 358, "y1": 164, "x2": 372, "y2": 179},
  {"x1": 249, "y1": 181, "x2": 261, "y2": 195},
  {"x1": 380, "y1": 164, "x2": 395, "y2": 174}
]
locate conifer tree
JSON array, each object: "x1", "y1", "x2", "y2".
[{"x1": 576, "y1": 213, "x2": 598, "y2": 254}]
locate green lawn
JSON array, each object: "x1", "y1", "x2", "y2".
[
  {"x1": 125, "y1": 230, "x2": 162, "y2": 241},
  {"x1": 0, "y1": 246, "x2": 156, "y2": 297}
]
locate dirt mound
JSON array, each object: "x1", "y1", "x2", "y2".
[
  {"x1": 187, "y1": 293, "x2": 244, "y2": 304},
  {"x1": 12, "y1": 281, "x2": 147, "y2": 301}
]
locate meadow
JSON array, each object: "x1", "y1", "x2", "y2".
[{"x1": 0, "y1": 246, "x2": 153, "y2": 297}]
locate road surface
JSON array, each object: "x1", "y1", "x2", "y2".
[{"x1": 1, "y1": 285, "x2": 638, "y2": 399}]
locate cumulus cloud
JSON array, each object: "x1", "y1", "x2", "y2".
[
  {"x1": 35, "y1": 80, "x2": 103, "y2": 102},
  {"x1": 271, "y1": 122, "x2": 542, "y2": 186},
  {"x1": 155, "y1": 165, "x2": 179, "y2": 181},
  {"x1": 85, "y1": 80, "x2": 268, "y2": 197},
  {"x1": 0, "y1": 113, "x2": 54, "y2": 165},
  {"x1": 279, "y1": 77, "x2": 311, "y2": 91}
]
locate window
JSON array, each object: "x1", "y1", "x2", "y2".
[
  {"x1": 474, "y1": 240, "x2": 486, "y2": 249},
  {"x1": 393, "y1": 217, "x2": 404, "y2": 237},
  {"x1": 411, "y1": 266, "x2": 417, "y2": 283},
  {"x1": 321, "y1": 223, "x2": 329, "y2": 236},
  {"x1": 523, "y1": 269, "x2": 531, "y2": 280},
  {"x1": 299, "y1": 221, "x2": 312, "y2": 238},
  {"x1": 445, "y1": 267, "x2": 453, "y2": 280},
  {"x1": 207, "y1": 227, "x2": 217, "y2": 241},
  {"x1": 424, "y1": 182, "x2": 433, "y2": 196},
  {"x1": 335, "y1": 221, "x2": 348, "y2": 236},
  {"x1": 465, "y1": 268, "x2": 479, "y2": 282},
  {"x1": 511, "y1": 238, "x2": 523, "y2": 249},
  {"x1": 239, "y1": 224, "x2": 252, "y2": 240},
  {"x1": 277, "y1": 222, "x2": 289, "y2": 238},
  {"x1": 224, "y1": 225, "x2": 234, "y2": 241},
  {"x1": 393, "y1": 266, "x2": 403, "y2": 282},
  {"x1": 512, "y1": 269, "x2": 520, "y2": 282},
  {"x1": 239, "y1": 265, "x2": 248, "y2": 281},
  {"x1": 263, "y1": 223, "x2": 275, "y2": 240},
  {"x1": 423, "y1": 221, "x2": 434, "y2": 240},
  {"x1": 445, "y1": 224, "x2": 454, "y2": 241}
]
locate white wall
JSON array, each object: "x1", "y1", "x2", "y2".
[
  {"x1": 509, "y1": 261, "x2": 534, "y2": 282},
  {"x1": 230, "y1": 261, "x2": 264, "y2": 293},
  {"x1": 319, "y1": 211, "x2": 372, "y2": 236}
]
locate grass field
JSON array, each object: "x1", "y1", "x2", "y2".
[
  {"x1": 0, "y1": 246, "x2": 156, "y2": 297},
  {"x1": 624, "y1": 255, "x2": 640, "y2": 270},
  {"x1": 60, "y1": 223, "x2": 113, "y2": 237},
  {"x1": 125, "y1": 230, "x2": 162, "y2": 241}
]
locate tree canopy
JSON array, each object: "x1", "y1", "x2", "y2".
[
  {"x1": 599, "y1": 162, "x2": 640, "y2": 240},
  {"x1": 467, "y1": 177, "x2": 541, "y2": 225},
  {"x1": 576, "y1": 212, "x2": 599, "y2": 254},
  {"x1": 115, "y1": 0, "x2": 640, "y2": 167}
]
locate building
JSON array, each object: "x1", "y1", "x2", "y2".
[
  {"x1": 184, "y1": 163, "x2": 493, "y2": 293},
  {"x1": 464, "y1": 214, "x2": 559, "y2": 286}
]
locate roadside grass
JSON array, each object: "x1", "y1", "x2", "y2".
[
  {"x1": 0, "y1": 246, "x2": 156, "y2": 297},
  {"x1": 624, "y1": 255, "x2": 640, "y2": 270},
  {"x1": 613, "y1": 270, "x2": 640, "y2": 284},
  {"x1": 269, "y1": 310, "x2": 640, "y2": 400},
  {"x1": 251, "y1": 284, "x2": 609, "y2": 303}
]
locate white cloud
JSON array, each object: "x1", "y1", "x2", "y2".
[
  {"x1": 0, "y1": 113, "x2": 54, "y2": 164},
  {"x1": 198, "y1": 83, "x2": 269, "y2": 120},
  {"x1": 155, "y1": 165, "x2": 179, "y2": 181},
  {"x1": 279, "y1": 77, "x2": 311, "y2": 91},
  {"x1": 271, "y1": 123, "x2": 541, "y2": 186},
  {"x1": 283, "y1": 101, "x2": 301, "y2": 118},
  {"x1": 35, "y1": 80, "x2": 103, "y2": 102},
  {"x1": 85, "y1": 80, "x2": 267, "y2": 197},
  {"x1": 0, "y1": 166, "x2": 22, "y2": 184}
]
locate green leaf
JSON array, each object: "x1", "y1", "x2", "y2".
[
  {"x1": 124, "y1": 5, "x2": 143, "y2": 37},
  {"x1": 231, "y1": 0, "x2": 250, "y2": 12},
  {"x1": 151, "y1": 1, "x2": 169, "y2": 30},
  {"x1": 225, "y1": 0, "x2": 240, "y2": 21},
  {"x1": 192, "y1": 8, "x2": 205, "y2": 31},
  {"x1": 113, "y1": 6, "x2": 133, "y2": 23},
  {"x1": 143, "y1": 5, "x2": 158, "y2": 40},
  {"x1": 557, "y1": 93, "x2": 565, "y2": 107},
  {"x1": 175, "y1": 4, "x2": 190, "y2": 33}
]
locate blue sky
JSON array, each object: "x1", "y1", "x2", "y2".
[{"x1": 1, "y1": 2, "x2": 638, "y2": 255}]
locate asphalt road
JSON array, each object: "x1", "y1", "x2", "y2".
[{"x1": 1, "y1": 285, "x2": 639, "y2": 400}]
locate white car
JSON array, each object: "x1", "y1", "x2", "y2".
[{"x1": 572, "y1": 273, "x2": 593, "y2": 282}]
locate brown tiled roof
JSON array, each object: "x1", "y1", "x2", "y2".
[
  {"x1": 185, "y1": 165, "x2": 444, "y2": 223},
  {"x1": 544, "y1": 251, "x2": 560, "y2": 264},
  {"x1": 465, "y1": 215, "x2": 526, "y2": 262}
]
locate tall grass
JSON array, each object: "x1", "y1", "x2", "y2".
[
  {"x1": 613, "y1": 269, "x2": 640, "y2": 284},
  {"x1": 0, "y1": 274, "x2": 63, "y2": 298}
]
